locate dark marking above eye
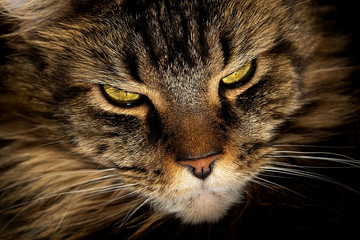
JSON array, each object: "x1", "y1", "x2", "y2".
[
  {"x1": 124, "y1": 50, "x2": 143, "y2": 83},
  {"x1": 219, "y1": 35, "x2": 232, "y2": 67},
  {"x1": 195, "y1": 2, "x2": 210, "y2": 60}
]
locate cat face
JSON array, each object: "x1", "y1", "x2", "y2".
[
  {"x1": 24, "y1": 0, "x2": 314, "y2": 223},
  {"x1": 2, "y1": 0, "x2": 347, "y2": 227}
]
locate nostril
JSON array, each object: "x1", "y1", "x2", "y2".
[{"x1": 178, "y1": 152, "x2": 221, "y2": 179}]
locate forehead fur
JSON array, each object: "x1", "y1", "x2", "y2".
[{"x1": 4, "y1": 0, "x2": 304, "y2": 104}]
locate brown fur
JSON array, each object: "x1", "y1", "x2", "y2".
[{"x1": 1, "y1": 0, "x2": 359, "y2": 239}]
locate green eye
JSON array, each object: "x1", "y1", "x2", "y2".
[
  {"x1": 221, "y1": 60, "x2": 255, "y2": 87},
  {"x1": 102, "y1": 85, "x2": 143, "y2": 107}
]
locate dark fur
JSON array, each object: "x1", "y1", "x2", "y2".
[{"x1": 1, "y1": 0, "x2": 359, "y2": 239}]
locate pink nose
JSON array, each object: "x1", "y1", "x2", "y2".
[{"x1": 178, "y1": 153, "x2": 221, "y2": 179}]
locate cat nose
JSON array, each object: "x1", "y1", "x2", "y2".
[{"x1": 178, "y1": 152, "x2": 221, "y2": 179}]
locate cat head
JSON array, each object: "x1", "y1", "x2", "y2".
[{"x1": 1, "y1": 0, "x2": 354, "y2": 224}]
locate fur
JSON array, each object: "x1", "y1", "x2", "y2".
[{"x1": 1, "y1": 0, "x2": 359, "y2": 239}]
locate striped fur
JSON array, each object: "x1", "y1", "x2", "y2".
[{"x1": 0, "y1": 0, "x2": 359, "y2": 239}]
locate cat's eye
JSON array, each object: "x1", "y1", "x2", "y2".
[
  {"x1": 101, "y1": 85, "x2": 143, "y2": 107},
  {"x1": 221, "y1": 60, "x2": 255, "y2": 87}
]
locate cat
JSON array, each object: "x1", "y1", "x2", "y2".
[{"x1": 0, "y1": 0, "x2": 359, "y2": 239}]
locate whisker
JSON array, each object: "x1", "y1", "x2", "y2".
[
  {"x1": 0, "y1": 180, "x2": 140, "y2": 233},
  {"x1": 0, "y1": 177, "x2": 42, "y2": 192},
  {"x1": 0, "y1": 171, "x2": 135, "y2": 213},
  {"x1": 0, "y1": 183, "x2": 117, "y2": 213},
  {"x1": 261, "y1": 165, "x2": 360, "y2": 195},
  {"x1": 273, "y1": 144, "x2": 360, "y2": 149},
  {"x1": 118, "y1": 196, "x2": 153, "y2": 229},
  {"x1": 32, "y1": 139, "x2": 75, "y2": 148},
  {"x1": 274, "y1": 150, "x2": 357, "y2": 160},
  {"x1": 243, "y1": 189, "x2": 256, "y2": 201},
  {"x1": 254, "y1": 174, "x2": 345, "y2": 221},
  {"x1": 98, "y1": 185, "x2": 150, "y2": 208},
  {"x1": 0, "y1": 126, "x2": 45, "y2": 138},
  {"x1": 250, "y1": 177, "x2": 283, "y2": 194},
  {"x1": 0, "y1": 169, "x2": 121, "y2": 231},
  {"x1": 50, "y1": 193, "x2": 78, "y2": 240},
  {"x1": 278, "y1": 0, "x2": 311, "y2": 14},
  {"x1": 0, "y1": 168, "x2": 118, "y2": 193},
  {"x1": 252, "y1": 175, "x2": 308, "y2": 199},
  {"x1": 270, "y1": 161, "x2": 354, "y2": 169},
  {"x1": 268, "y1": 153, "x2": 360, "y2": 168},
  {"x1": 310, "y1": 66, "x2": 357, "y2": 73}
]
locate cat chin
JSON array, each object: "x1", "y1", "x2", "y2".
[
  {"x1": 153, "y1": 183, "x2": 244, "y2": 224},
  {"x1": 174, "y1": 188, "x2": 243, "y2": 224}
]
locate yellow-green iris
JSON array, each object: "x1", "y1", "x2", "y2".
[
  {"x1": 102, "y1": 85, "x2": 142, "y2": 106},
  {"x1": 221, "y1": 60, "x2": 254, "y2": 86}
]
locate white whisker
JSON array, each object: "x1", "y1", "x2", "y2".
[
  {"x1": 261, "y1": 165, "x2": 359, "y2": 195},
  {"x1": 252, "y1": 176, "x2": 307, "y2": 198},
  {"x1": 273, "y1": 144, "x2": 360, "y2": 149},
  {"x1": 0, "y1": 179, "x2": 140, "y2": 234},
  {"x1": 272, "y1": 143, "x2": 360, "y2": 149},
  {"x1": 0, "y1": 168, "x2": 136, "y2": 213},
  {"x1": 270, "y1": 161, "x2": 353, "y2": 169},
  {"x1": 50, "y1": 193, "x2": 78, "y2": 240},
  {"x1": 243, "y1": 189, "x2": 256, "y2": 201},
  {"x1": 250, "y1": 177, "x2": 283, "y2": 193},
  {"x1": 274, "y1": 150, "x2": 356, "y2": 160},
  {"x1": 98, "y1": 185, "x2": 149, "y2": 208},
  {"x1": 0, "y1": 182, "x2": 129, "y2": 213},
  {"x1": 118, "y1": 196, "x2": 153, "y2": 229},
  {"x1": 0, "y1": 126, "x2": 45, "y2": 138},
  {"x1": 0, "y1": 177, "x2": 42, "y2": 192},
  {"x1": 310, "y1": 66, "x2": 357, "y2": 73},
  {"x1": 32, "y1": 139, "x2": 75, "y2": 148},
  {"x1": 1, "y1": 168, "x2": 118, "y2": 191},
  {"x1": 269, "y1": 152, "x2": 360, "y2": 168}
]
